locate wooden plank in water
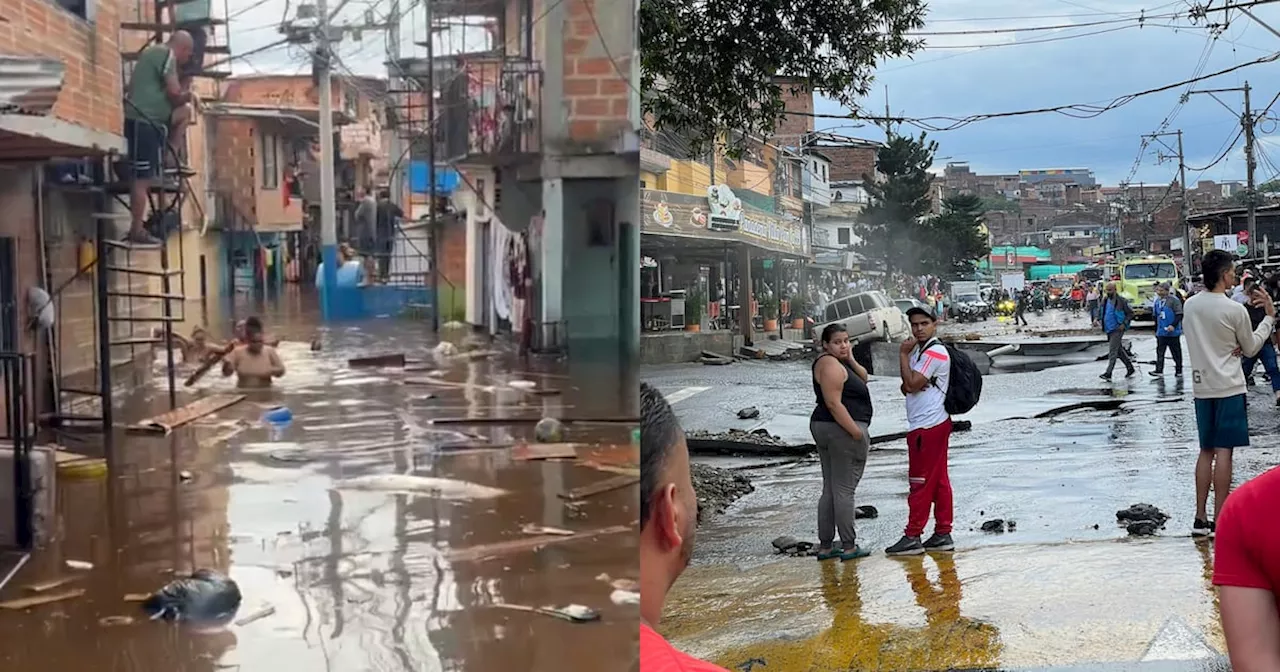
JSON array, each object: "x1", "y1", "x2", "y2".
[
  {"x1": 0, "y1": 588, "x2": 85, "y2": 609},
  {"x1": 511, "y1": 443, "x2": 580, "y2": 461},
  {"x1": 558, "y1": 474, "x2": 640, "y2": 501},
  {"x1": 443, "y1": 524, "x2": 631, "y2": 562},
  {"x1": 348, "y1": 353, "x2": 407, "y2": 368},
  {"x1": 127, "y1": 394, "x2": 247, "y2": 435}
]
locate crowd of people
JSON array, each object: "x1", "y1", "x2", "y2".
[{"x1": 641, "y1": 249, "x2": 1280, "y2": 671}]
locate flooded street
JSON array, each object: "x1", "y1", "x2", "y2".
[
  {"x1": 0, "y1": 297, "x2": 639, "y2": 671},
  {"x1": 644, "y1": 325, "x2": 1274, "y2": 671}
]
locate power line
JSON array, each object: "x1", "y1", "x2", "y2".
[
  {"x1": 783, "y1": 50, "x2": 1280, "y2": 131},
  {"x1": 908, "y1": 12, "x2": 1181, "y2": 36},
  {"x1": 922, "y1": 22, "x2": 1178, "y2": 50}
]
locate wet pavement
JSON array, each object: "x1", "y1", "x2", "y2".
[
  {"x1": 644, "y1": 313, "x2": 1280, "y2": 670},
  {"x1": 0, "y1": 293, "x2": 639, "y2": 671}
]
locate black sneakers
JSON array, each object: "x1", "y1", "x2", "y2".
[
  {"x1": 885, "y1": 535, "x2": 926, "y2": 556},
  {"x1": 1192, "y1": 518, "x2": 1215, "y2": 537},
  {"x1": 923, "y1": 533, "x2": 955, "y2": 552}
]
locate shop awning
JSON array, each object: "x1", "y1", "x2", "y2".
[
  {"x1": 204, "y1": 103, "x2": 353, "y2": 132},
  {"x1": 641, "y1": 188, "x2": 810, "y2": 259},
  {"x1": 0, "y1": 55, "x2": 125, "y2": 160}
]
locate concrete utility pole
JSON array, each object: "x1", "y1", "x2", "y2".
[
  {"x1": 1139, "y1": 181, "x2": 1147, "y2": 251},
  {"x1": 1150, "y1": 129, "x2": 1191, "y2": 277},
  {"x1": 387, "y1": 0, "x2": 403, "y2": 211},
  {"x1": 1245, "y1": 82, "x2": 1258, "y2": 252},
  {"x1": 316, "y1": 0, "x2": 338, "y2": 318},
  {"x1": 1189, "y1": 83, "x2": 1259, "y2": 257},
  {"x1": 425, "y1": 0, "x2": 439, "y2": 332}
]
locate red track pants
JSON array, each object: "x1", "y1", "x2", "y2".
[{"x1": 905, "y1": 418, "x2": 953, "y2": 538}]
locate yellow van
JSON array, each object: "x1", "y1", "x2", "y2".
[{"x1": 1117, "y1": 256, "x2": 1180, "y2": 320}]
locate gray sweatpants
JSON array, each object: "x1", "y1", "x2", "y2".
[
  {"x1": 1104, "y1": 329, "x2": 1134, "y2": 376},
  {"x1": 811, "y1": 419, "x2": 871, "y2": 549}
]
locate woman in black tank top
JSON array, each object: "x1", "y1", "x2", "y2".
[{"x1": 809, "y1": 323, "x2": 874, "y2": 561}]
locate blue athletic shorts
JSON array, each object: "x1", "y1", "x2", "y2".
[{"x1": 1194, "y1": 394, "x2": 1249, "y2": 450}]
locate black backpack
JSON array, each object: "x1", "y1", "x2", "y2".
[{"x1": 923, "y1": 339, "x2": 983, "y2": 415}]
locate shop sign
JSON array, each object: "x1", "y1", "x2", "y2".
[
  {"x1": 706, "y1": 184, "x2": 744, "y2": 232},
  {"x1": 641, "y1": 189, "x2": 809, "y2": 256}
]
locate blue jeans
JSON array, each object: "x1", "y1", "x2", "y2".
[{"x1": 1242, "y1": 341, "x2": 1280, "y2": 392}]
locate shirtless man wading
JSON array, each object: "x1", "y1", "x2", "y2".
[{"x1": 221, "y1": 316, "x2": 285, "y2": 388}]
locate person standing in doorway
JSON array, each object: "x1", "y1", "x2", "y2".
[
  {"x1": 1184, "y1": 249, "x2": 1275, "y2": 536},
  {"x1": 353, "y1": 184, "x2": 377, "y2": 266},
  {"x1": 1098, "y1": 281, "x2": 1136, "y2": 381},
  {"x1": 886, "y1": 307, "x2": 954, "y2": 557},
  {"x1": 810, "y1": 324, "x2": 873, "y2": 561},
  {"x1": 374, "y1": 189, "x2": 403, "y2": 283},
  {"x1": 1150, "y1": 282, "x2": 1184, "y2": 377}
]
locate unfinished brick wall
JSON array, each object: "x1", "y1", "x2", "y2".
[
  {"x1": 772, "y1": 77, "x2": 813, "y2": 143},
  {"x1": 212, "y1": 117, "x2": 257, "y2": 226},
  {"x1": 824, "y1": 145, "x2": 879, "y2": 183},
  {"x1": 0, "y1": 0, "x2": 124, "y2": 134},
  {"x1": 557, "y1": 0, "x2": 633, "y2": 150}
]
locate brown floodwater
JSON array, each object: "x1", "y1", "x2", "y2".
[{"x1": 0, "y1": 292, "x2": 640, "y2": 671}]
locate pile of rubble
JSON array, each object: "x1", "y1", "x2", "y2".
[
  {"x1": 690, "y1": 462, "x2": 754, "y2": 524},
  {"x1": 1116, "y1": 503, "x2": 1170, "y2": 536},
  {"x1": 686, "y1": 428, "x2": 789, "y2": 447}
]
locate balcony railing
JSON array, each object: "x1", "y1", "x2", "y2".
[{"x1": 435, "y1": 57, "x2": 541, "y2": 165}]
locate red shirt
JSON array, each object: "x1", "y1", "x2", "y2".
[
  {"x1": 1214, "y1": 465, "x2": 1280, "y2": 596},
  {"x1": 641, "y1": 623, "x2": 731, "y2": 672}
]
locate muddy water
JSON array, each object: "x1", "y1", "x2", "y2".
[{"x1": 0, "y1": 298, "x2": 639, "y2": 671}]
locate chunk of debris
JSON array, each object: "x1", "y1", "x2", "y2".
[
  {"x1": 980, "y1": 519, "x2": 1006, "y2": 533},
  {"x1": 699, "y1": 351, "x2": 735, "y2": 366},
  {"x1": 143, "y1": 569, "x2": 242, "y2": 623},
  {"x1": 1127, "y1": 520, "x2": 1161, "y2": 537},
  {"x1": 772, "y1": 535, "x2": 801, "y2": 553},
  {"x1": 1006, "y1": 519, "x2": 1018, "y2": 531},
  {"x1": 1116, "y1": 503, "x2": 1169, "y2": 536},
  {"x1": 1116, "y1": 503, "x2": 1170, "y2": 525},
  {"x1": 691, "y1": 462, "x2": 755, "y2": 523},
  {"x1": 533, "y1": 417, "x2": 565, "y2": 443},
  {"x1": 610, "y1": 589, "x2": 640, "y2": 605},
  {"x1": 491, "y1": 602, "x2": 600, "y2": 623},
  {"x1": 855, "y1": 505, "x2": 879, "y2": 519},
  {"x1": 737, "y1": 407, "x2": 760, "y2": 420}
]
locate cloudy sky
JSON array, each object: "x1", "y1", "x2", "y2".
[
  {"x1": 811, "y1": 0, "x2": 1280, "y2": 186},
  {"x1": 224, "y1": 0, "x2": 1280, "y2": 186}
]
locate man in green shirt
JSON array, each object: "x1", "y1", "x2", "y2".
[{"x1": 123, "y1": 31, "x2": 194, "y2": 244}]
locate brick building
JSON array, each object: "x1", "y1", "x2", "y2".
[{"x1": 392, "y1": 0, "x2": 640, "y2": 354}]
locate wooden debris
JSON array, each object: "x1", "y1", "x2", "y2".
[
  {"x1": 128, "y1": 394, "x2": 246, "y2": 435},
  {"x1": 24, "y1": 576, "x2": 80, "y2": 593},
  {"x1": 511, "y1": 443, "x2": 580, "y2": 461},
  {"x1": 0, "y1": 588, "x2": 85, "y2": 609},
  {"x1": 348, "y1": 353, "x2": 406, "y2": 368},
  {"x1": 234, "y1": 605, "x2": 276, "y2": 626},
  {"x1": 184, "y1": 350, "x2": 228, "y2": 387},
  {"x1": 520, "y1": 523, "x2": 575, "y2": 536},
  {"x1": 491, "y1": 603, "x2": 600, "y2": 623},
  {"x1": 559, "y1": 474, "x2": 640, "y2": 501},
  {"x1": 443, "y1": 524, "x2": 631, "y2": 562},
  {"x1": 99, "y1": 615, "x2": 134, "y2": 626},
  {"x1": 123, "y1": 593, "x2": 150, "y2": 602},
  {"x1": 65, "y1": 560, "x2": 93, "y2": 571}
]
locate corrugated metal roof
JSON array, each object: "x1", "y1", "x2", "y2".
[{"x1": 0, "y1": 55, "x2": 65, "y2": 116}]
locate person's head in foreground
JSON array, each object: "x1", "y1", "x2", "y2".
[
  {"x1": 233, "y1": 319, "x2": 247, "y2": 342},
  {"x1": 1157, "y1": 282, "x2": 1170, "y2": 299},
  {"x1": 1203, "y1": 249, "x2": 1236, "y2": 293},
  {"x1": 1105, "y1": 281, "x2": 1118, "y2": 298},
  {"x1": 640, "y1": 382, "x2": 696, "y2": 627},
  {"x1": 243, "y1": 317, "x2": 265, "y2": 354},
  {"x1": 640, "y1": 382, "x2": 732, "y2": 672},
  {"x1": 190, "y1": 326, "x2": 208, "y2": 348},
  {"x1": 905, "y1": 306, "x2": 937, "y2": 343},
  {"x1": 819, "y1": 323, "x2": 851, "y2": 360}
]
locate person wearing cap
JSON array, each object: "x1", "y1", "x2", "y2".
[
  {"x1": 1150, "y1": 282, "x2": 1184, "y2": 378},
  {"x1": 885, "y1": 306, "x2": 955, "y2": 557}
]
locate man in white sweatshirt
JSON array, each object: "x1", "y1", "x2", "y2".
[{"x1": 1183, "y1": 249, "x2": 1276, "y2": 537}]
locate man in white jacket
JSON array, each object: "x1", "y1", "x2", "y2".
[{"x1": 1183, "y1": 249, "x2": 1276, "y2": 537}]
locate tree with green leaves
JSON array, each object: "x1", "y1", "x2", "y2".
[
  {"x1": 922, "y1": 193, "x2": 992, "y2": 279},
  {"x1": 639, "y1": 0, "x2": 927, "y2": 155},
  {"x1": 854, "y1": 131, "x2": 936, "y2": 275}
]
